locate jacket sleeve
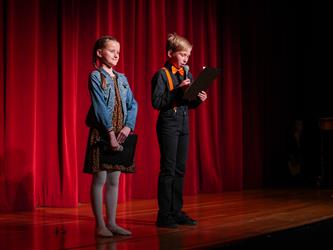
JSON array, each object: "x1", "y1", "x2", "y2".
[
  {"x1": 89, "y1": 73, "x2": 113, "y2": 131},
  {"x1": 124, "y1": 83, "x2": 138, "y2": 130}
]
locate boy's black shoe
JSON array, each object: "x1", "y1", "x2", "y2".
[
  {"x1": 174, "y1": 211, "x2": 197, "y2": 226},
  {"x1": 156, "y1": 213, "x2": 178, "y2": 228}
]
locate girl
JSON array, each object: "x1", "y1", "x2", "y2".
[{"x1": 84, "y1": 36, "x2": 138, "y2": 237}]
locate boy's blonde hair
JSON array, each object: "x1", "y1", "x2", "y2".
[{"x1": 166, "y1": 33, "x2": 192, "y2": 53}]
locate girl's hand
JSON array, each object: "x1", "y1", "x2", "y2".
[
  {"x1": 109, "y1": 130, "x2": 123, "y2": 151},
  {"x1": 117, "y1": 126, "x2": 131, "y2": 144},
  {"x1": 198, "y1": 91, "x2": 207, "y2": 102}
]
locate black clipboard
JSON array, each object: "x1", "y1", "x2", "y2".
[{"x1": 183, "y1": 66, "x2": 221, "y2": 101}]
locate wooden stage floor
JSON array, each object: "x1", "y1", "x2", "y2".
[{"x1": 1, "y1": 188, "x2": 333, "y2": 249}]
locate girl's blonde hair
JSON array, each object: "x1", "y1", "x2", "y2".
[
  {"x1": 92, "y1": 36, "x2": 119, "y2": 69},
  {"x1": 92, "y1": 36, "x2": 119, "y2": 89},
  {"x1": 166, "y1": 33, "x2": 192, "y2": 53}
]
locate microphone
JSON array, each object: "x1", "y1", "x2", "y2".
[{"x1": 183, "y1": 65, "x2": 189, "y2": 79}]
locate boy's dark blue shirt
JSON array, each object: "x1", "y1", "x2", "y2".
[{"x1": 151, "y1": 61, "x2": 201, "y2": 111}]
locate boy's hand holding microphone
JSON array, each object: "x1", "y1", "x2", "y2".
[{"x1": 179, "y1": 65, "x2": 190, "y2": 90}]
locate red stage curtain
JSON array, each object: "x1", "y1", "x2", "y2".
[{"x1": 0, "y1": 0, "x2": 258, "y2": 211}]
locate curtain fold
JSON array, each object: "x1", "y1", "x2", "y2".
[
  {"x1": 0, "y1": 0, "x2": 6, "y2": 209},
  {"x1": 0, "y1": 0, "x2": 254, "y2": 211}
]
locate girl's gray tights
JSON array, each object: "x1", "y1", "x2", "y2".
[{"x1": 91, "y1": 170, "x2": 120, "y2": 228}]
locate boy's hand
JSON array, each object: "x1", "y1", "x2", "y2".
[
  {"x1": 117, "y1": 126, "x2": 131, "y2": 144},
  {"x1": 197, "y1": 91, "x2": 207, "y2": 102},
  {"x1": 179, "y1": 79, "x2": 191, "y2": 90}
]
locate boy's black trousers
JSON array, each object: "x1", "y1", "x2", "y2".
[{"x1": 156, "y1": 107, "x2": 189, "y2": 217}]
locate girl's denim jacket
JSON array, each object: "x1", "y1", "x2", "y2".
[{"x1": 86, "y1": 68, "x2": 138, "y2": 132}]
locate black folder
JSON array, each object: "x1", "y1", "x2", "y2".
[
  {"x1": 183, "y1": 67, "x2": 221, "y2": 101},
  {"x1": 99, "y1": 133, "x2": 138, "y2": 166}
]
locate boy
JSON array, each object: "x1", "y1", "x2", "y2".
[{"x1": 151, "y1": 33, "x2": 207, "y2": 228}]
